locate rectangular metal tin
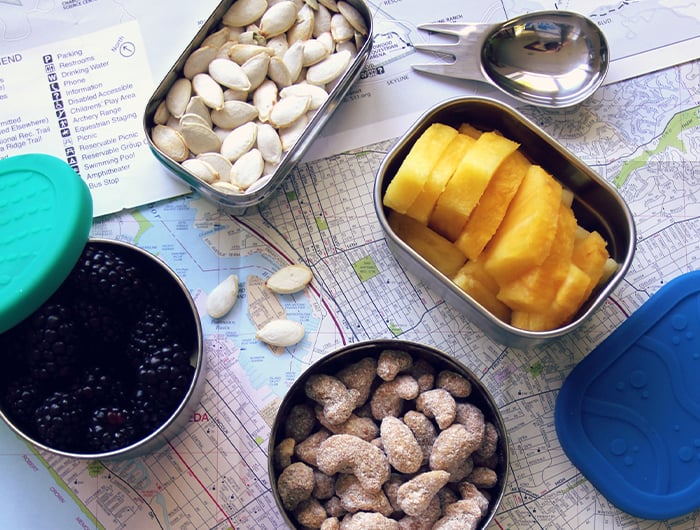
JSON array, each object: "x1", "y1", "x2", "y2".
[
  {"x1": 143, "y1": 0, "x2": 373, "y2": 215},
  {"x1": 374, "y1": 96, "x2": 636, "y2": 349}
]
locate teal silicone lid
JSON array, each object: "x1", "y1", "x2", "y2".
[
  {"x1": 555, "y1": 270, "x2": 700, "y2": 520},
  {"x1": 0, "y1": 154, "x2": 92, "y2": 334}
]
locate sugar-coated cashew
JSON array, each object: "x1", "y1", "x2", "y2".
[
  {"x1": 454, "y1": 402, "x2": 485, "y2": 453},
  {"x1": 294, "y1": 497, "x2": 328, "y2": 528},
  {"x1": 396, "y1": 470, "x2": 450, "y2": 517},
  {"x1": 313, "y1": 469, "x2": 336, "y2": 500},
  {"x1": 466, "y1": 466, "x2": 499, "y2": 489},
  {"x1": 285, "y1": 402, "x2": 317, "y2": 441},
  {"x1": 432, "y1": 499, "x2": 483, "y2": 530},
  {"x1": 429, "y1": 424, "x2": 474, "y2": 480},
  {"x1": 380, "y1": 416, "x2": 423, "y2": 474},
  {"x1": 370, "y1": 375, "x2": 419, "y2": 420},
  {"x1": 317, "y1": 434, "x2": 391, "y2": 493},
  {"x1": 315, "y1": 406, "x2": 379, "y2": 441},
  {"x1": 397, "y1": 494, "x2": 441, "y2": 529},
  {"x1": 382, "y1": 474, "x2": 404, "y2": 514},
  {"x1": 336, "y1": 357, "x2": 378, "y2": 407},
  {"x1": 321, "y1": 516, "x2": 341, "y2": 530},
  {"x1": 277, "y1": 461, "x2": 315, "y2": 511},
  {"x1": 436, "y1": 370, "x2": 472, "y2": 398},
  {"x1": 324, "y1": 496, "x2": 347, "y2": 518},
  {"x1": 402, "y1": 410, "x2": 437, "y2": 466},
  {"x1": 457, "y1": 481, "x2": 490, "y2": 517},
  {"x1": 409, "y1": 358, "x2": 435, "y2": 392},
  {"x1": 343, "y1": 511, "x2": 400, "y2": 530},
  {"x1": 305, "y1": 374, "x2": 361, "y2": 425},
  {"x1": 336, "y1": 474, "x2": 394, "y2": 516},
  {"x1": 295, "y1": 429, "x2": 331, "y2": 467},
  {"x1": 475, "y1": 421, "x2": 499, "y2": 459},
  {"x1": 377, "y1": 349, "x2": 413, "y2": 381},
  {"x1": 273, "y1": 437, "x2": 296, "y2": 470},
  {"x1": 415, "y1": 388, "x2": 456, "y2": 429}
]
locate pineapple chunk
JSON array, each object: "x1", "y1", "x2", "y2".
[
  {"x1": 496, "y1": 203, "x2": 577, "y2": 313},
  {"x1": 453, "y1": 261, "x2": 511, "y2": 322},
  {"x1": 482, "y1": 164, "x2": 562, "y2": 285},
  {"x1": 572, "y1": 229, "x2": 610, "y2": 300},
  {"x1": 383, "y1": 123, "x2": 459, "y2": 213},
  {"x1": 429, "y1": 131, "x2": 520, "y2": 241},
  {"x1": 458, "y1": 122, "x2": 483, "y2": 139},
  {"x1": 454, "y1": 149, "x2": 530, "y2": 260},
  {"x1": 404, "y1": 133, "x2": 476, "y2": 225},
  {"x1": 511, "y1": 263, "x2": 591, "y2": 331},
  {"x1": 387, "y1": 211, "x2": 467, "y2": 277}
]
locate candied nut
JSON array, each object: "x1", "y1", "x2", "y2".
[
  {"x1": 316, "y1": 434, "x2": 391, "y2": 493},
  {"x1": 377, "y1": 349, "x2": 413, "y2": 381},
  {"x1": 415, "y1": 388, "x2": 456, "y2": 429},
  {"x1": 324, "y1": 496, "x2": 347, "y2": 518},
  {"x1": 277, "y1": 461, "x2": 314, "y2": 511},
  {"x1": 403, "y1": 410, "x2": 437, "y2": 466},
  {"x1": 285, "y1": 402, "x2": 317, "y2": 442},
  {"x1": 382, "y1": 474, "x2": 404, "y2": 514},
  {"x1": 432, "y1": 501, "x2": 481, "y2": 530},
  {"x1": 409, "y1": 358, "x2": 435, "y2": 392},
  {"x1": 430, "y1": 425, "x2": 475, "y2": 481},
  {"x1": 273, "y1": 437, "x2": 296, "y2": 470},
  {"x1": 396, "y1": 470, "x2": 450, "y2": 517},
  {"x1": 295, "y1": 429, "x2": 331, "y2": 466},
  {"x1": 397, "y1": 494, "x2": 441, "y2": 529},
  {"x1": 336, "y1": 357, "x2": 377, "y2": 407},
  {"x1": 457, "y1": 482, "x2": 490, "y2": 516},
  {"x1": 344, "y1": 512, "x2": 400, "y2": 530},
  {"x1": 295, "y1": 497, "x2": 328, "y2": 528},
  {"x1": 370, "y1": 375, "x2": 419, "y2": 420},
  {"x1": 454, "y1": 402, "x2": 485, "y2": 447},
  {"x1": 476, "y1": 421, "x2": 499, "y2": 459},
  {"x1": 313, "y1": 469, "x2": 336, "y2": 500},
  {"x1": 336, "y1": 474, "x2": 394, "y2": 516},
  {"x1": 380, "y1": 416, "x2": 422, "y2": 474},
  {"x1": 306, "y1": 374, "x2": 359, "y2": 425},
  {"x1": 436, "y1": 370, "x2": 472, "y2": 398},
  {"x1": 321, "y1": 517, "x2": 341, "y2": 530},
  {"x1": 315, "y1": 407, "x2": 379, "y2": 441},
  {"x1": 466, "y1": 467, "x2": 498, "y2": 489}
]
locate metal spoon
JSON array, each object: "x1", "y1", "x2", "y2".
[{"x1": 412, "y1": 11, "x2": 609, "y2": 108}]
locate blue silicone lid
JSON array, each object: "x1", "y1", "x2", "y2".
[
  {"x1": 0, "y1": 154, "x2": 92, "y2": 334},
  {"x1": 555, "y1": 270, "x2": 700, "y2": 520}
]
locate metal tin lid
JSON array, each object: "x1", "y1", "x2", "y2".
[
  {"x1": 0, "y1": 154, "x2": 92, "y2": 334},
  {"x1": 555, "y1": 270, "x2": 700, "y2": 520}
]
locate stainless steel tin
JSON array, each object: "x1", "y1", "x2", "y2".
[
  {"x1": 268, "y1": 339, "x2": 509, "y2": 529},
  {"x1": 0, "y1": 239, "x2": 205, "y2": 460},
  {"x1": 144, "y1": 0, "x2": 373, "y2": 216},
  {"x1": 374, "y1": 96, "x2": 636, "y2": 349}
]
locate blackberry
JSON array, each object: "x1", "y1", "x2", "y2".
[
  {"x1": 71, "y1": 298, "x2": 128, "y2": 355},
  {"x1": 34, "y1": 391, "x2": 85, "y2": 452},
  {"x1": 131, "y1": 390, "x2": 175, "y2": 436},
  {"x1": 2, "y1": 377, "x2": 44, "y2": 434},
  {"x1": 69, "y1": 244, "x2": 146, "y2": 310},
  {"x1": 26, "y1": 301, "x2": 80, "y2": 382},
  {"x1": 71, "y1": 365, "x2": 128, "y2": 408},
  {"x1": 87, "y1": 406, "x2": 139, "y2": 452},
  {"x1": 126, "y1": 304, "x2": 181, "y2": 366},
  {"x1": 135, "y1": 342, "x2": 194, "y2": 410}
]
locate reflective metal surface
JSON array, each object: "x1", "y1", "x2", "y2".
[{"x1": 412, "y1": 11, "x2": 609, "y2": 108}]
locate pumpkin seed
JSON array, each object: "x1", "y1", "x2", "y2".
[
  {"x1": 266, "y1": 34, "x2": 290, "y2": 58},
  {"x1": 335, "y1": 38, "x2": 357, "y2": 57},
  {"x1": 153, "y1": 100, "x2": 170, "y2": 125},
  {"x1": 269, "y1": 94, "x2": 311, "y2": 128},
  {"x1": 230, "y1": 148, "x2": 265, "y2": 189},
  {"x1": 183, "y1": 46, "x2": 218, "y2": 79},
  {"x1": 287, "y1": 4, "x2": 315, "y2": 44},
  {"x1": 302, "y1": 38, "x2": 329, "y2": 66},
  {"x1": 208, "y1": 58, "x2": 252, "y2": 92},
  {"x1": 223, "y1": 0, "x2": 268, "y2": 27},
  {"x1": 220, "y1": 121, "x2": 258, "y2": 161},
  {"x1": 206, "y1": 274, "x2": 240, "y2": 319},
  {"x1": 255, "y1": 318, "x2": 305, "y2": 347},
  {"x1": 280, "y1": 82, "x2": 328, "y2": 109},
  {"x1": 318, "y1": 0, "x2": 338, "y2": 12},
  {"x1": 224, "y1": 86, "x2": 249, "y2": 102},
  {"x1": 201, "y1": 27, "x2": 231, "y2": 49},
  {"x1": 337, "y1": 1, "x2": 368, "y2": 35},
  {"x1": 182, "y1": 158, "x2": 219, "y2": 183},
  {"x1": 260, "y1": 1, "x2": 299, "y2": 38},
  {"x1": 151, "y1": 125, "x2": 189, "y2": 162},
  {"x1": 265, "y1": 264, "x2": 313, "y2": 293},
  {"x1": 330, "y1": 12, "x2": 354, "y2": 42},
  {"x1": 283, "y1": 40, "x2": 305, "y2": 82},
  {"x1": 279, "y1": 113, "x2": 309, "y2": 150},
  {"x1": 197, "y1": 152, "x2": 233, "y2": 180},
  {"x1": 267, "y1": 55, "x2": 293, "y2": 87},
  {"x1": 211, "y1": 100, "x2": 259, "y2": 129},
  {"x1": 256, "y1": 123, "x2": 283, "y2": 164},
  {"x1": 212, "y1": 180, "x2": 243, "y2": 194},
  {"x1": 185, "y1": 96, "x2": 213, "y2": 127},
  {"x1": 192, "y1": 73, "x2": 225, "y2": 110},
  {"x1": 165, "y1": 77, "x2": 191, "y2": 118},
  {"x1": 228, "y1": 43, "x2": 274, "y2": 64},
  {"x1": 316, "y1": 31, "x2": 334, "y2": 53},
  {"x1": 246, "y1": 173, "x2": 274, "y2": 193},
  {"x1": 180, "y1": 121, "x2": 222, "y2": 155},
  {"x1": 241, "y1": 52, "x2": 271, "y2": 90},
  {"x1": 305, "y1": 49, "x2": 351, "y2": 85},
  {"x1": 179, "y1": 112, "x2": 211, "y2": 129},
  {"x1": 253, "y1": 79, "x2": 279, "y2": 122}
]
